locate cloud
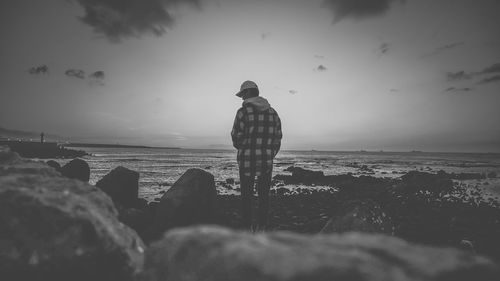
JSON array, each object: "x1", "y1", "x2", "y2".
[
  {"x1": 261, "y1": 32, "x2": 271, "y2": 40},
  {"x1": 75, "y1": 0, "x2": 200, "y2": 41},
  {"x1": 314, "y1": 64, "x2": 328, "y2": 72},
  {"x1": 437, "y1": 41, "x2": 465, "y2": 52},
  {"x1": 479, "y1": 63, "x2": 500, "y2": 74},
  {"x1": 446, "y1": 71, "x2": 472, "y2": 81},
  {"x1": 89, "y1": 70, "x2": 105, "y2": 85},
  {"x1": 445, "y1": 63, "x2": 500, "y2": 85},
  {"x1": 322, "y1": 0, "x2": 404, "y2": 23},
  {"x1": 288, "y1": 90, "x2": 298, "y2": 95},
  {"x1": 378, "y1": 43, "x2": 389, "y2": 56},
  {"x1": 89, "y1": 70, "x2": 105, "y2": 79},
  {"x1": 443, "y1": 87, "x2": 473, "y2": 93},
  {"x1": 314, "y1": 55, "x2": 325, "y2": 59},
  {"x1": 421, "y1": 41, "x2": 464, "y2": 58},
  {"x1": 65, "y1": 69, "x2": 86, "y2": 79},
  {"x1": 28, "y1": 65, "x2": 49, "y2": 75},
  {"x1": 477, "y1": 75, "x2": 500, "y2": 84}
]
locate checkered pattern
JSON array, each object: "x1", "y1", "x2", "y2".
[{"x1": 231, "y1": 104, "x2": 282, "y2": 177}]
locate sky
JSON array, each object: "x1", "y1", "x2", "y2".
[{"x1": 1, "y1": 0, "x2": 499, "y2": 152}]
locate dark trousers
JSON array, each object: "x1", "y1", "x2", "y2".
[{"x1": 240, "y1": 170, "x2": 272, "y2": 229}]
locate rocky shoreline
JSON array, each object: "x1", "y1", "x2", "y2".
[
  {"x1": 0, "y1": 141, "x2": 88, "y2": 159},
  {"x1": 2, "y1": 146, "x2": 500, "y2": 280}
]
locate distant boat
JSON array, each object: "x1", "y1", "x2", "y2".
[{"x1": 410, "y1": 150, "x2": 423, "y2": 153}]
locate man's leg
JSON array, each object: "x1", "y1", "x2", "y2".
[
  {"x1": 256, "y1": 170, "x2": 272, "y2": 230},
  {"x1": 240, "y1": 171, "x2": 255, "y2": 230}
]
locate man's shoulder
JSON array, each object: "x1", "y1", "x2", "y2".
[{"x1": 269, "y1": 107, "x2": 279, "y2": 115}]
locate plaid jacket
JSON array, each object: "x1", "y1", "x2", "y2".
[{"x1": 231, "y1": 97, "x2": 282, "y2": 177}]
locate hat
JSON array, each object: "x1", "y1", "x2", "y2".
[{"x1": 236, "y1": 80, "x2": 258, "y2": 97}]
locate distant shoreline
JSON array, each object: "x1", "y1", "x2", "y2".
[{"x1": 63, "y1": 143, "x2": 181, "y2": 150}]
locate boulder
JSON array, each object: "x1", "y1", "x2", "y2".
[
  {"x1": 60, "y1": 158, "x2": 90, "y2": 182},
  {"x1": 321, "y1": 199, "x2": 394, "y2": 235},
  {"x1": 46, "y1": 160, "x2": 61, "y2": 171},
  {"x1": 96, "y1": 166, "x2": 140, "y2": 208},
  {"x1": 151, "y1": 169, "x2": 216, "y2": 239},
  {"x1": 118, "y1": 208, "x2": 153, "y2": 239},
  {"x1": 141, "y1": 226, "x2": 499, "y2": 281},
  {"x1": 284, "y1": 166, "x2": 324, "y2": 184},
  {"x1": 0, "y1": 150, "x2": 144, "y2": 281},
  {"x1": 401, "y1": 171, "x2": 453, "y2": 195}
]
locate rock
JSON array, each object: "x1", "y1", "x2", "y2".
[
  {"x1": 134, "y1": 198, "x2": 149, "y2": 209},
  {"x1": 401, "y1": 171, "x2": 453, "y2": 194},
  {"x1": 119, "y1": 208, "x2": 153, "y2": 239},
  {"x1": 487, "y1": 171, "x2": 497, "y2": 178},
  {"x1": 151, "y1": 168, "x2": 217, "y2": 240},
  {"x1": 60, "y1": 158, "x2": 90, "y2": 182},
  {"x1": 0, "y1": 151, "x2": 144, "y2": 281},
  {"x1": 46, "y1": 160, "x2": 61, "y2": 171},
  {"x1": 0, "y1": 146, "x2": 21, "y2": 164},
  {"x1": 276, "y1": 187, "x2": 288, "y2": 196},
  {"x1": 226, "y1": 178, "x2": 235, "y2": 185},
  {"x1": 141, "y1": 226, "x2": 499, "y2": 281},
  {"x1": 283, "y1": 166, "x2": 325, "y2": 184},
  {"x1": 96, "y1": 166, "x2": 139, "y2": 208},
  {"x1": 0, "y1": 148, "x2": 59, "y2": 177},
  {"x1": 321, "y1": 199, "x2": 394, "y2": 235}
]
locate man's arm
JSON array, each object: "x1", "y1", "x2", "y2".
[
  {"x1": 231, "y1": 109, "x2": 245, "y2": 149},
  {"x1": 273, "y1": 113, "x2": 282, "y2": 156}
]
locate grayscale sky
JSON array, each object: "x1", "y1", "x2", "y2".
[{"x1": 1, "y1": 0, "x2": 499, "y2": 152}]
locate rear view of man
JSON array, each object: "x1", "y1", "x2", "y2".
[{"x1": 231, "y1": 80, "x2": 282, "y2": 232}]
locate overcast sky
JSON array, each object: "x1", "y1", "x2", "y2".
[{"x1": 1, "y1": 0, "x2": 499, "y2": 152}]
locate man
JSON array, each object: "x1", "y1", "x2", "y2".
[{"x1": 231, "y1": 80, "x2": 282, "y2": 232}]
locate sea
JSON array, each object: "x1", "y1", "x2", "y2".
[{"x1": 54, "y1": 147, "x2": 500, "y2": 203}]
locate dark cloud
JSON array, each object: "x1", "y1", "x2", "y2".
[
  {"x1": 315, "y1": 65, "x2": 328, "y2": 72},
  {"x1": 322, "y1": 0, "x2": 404, "y2": 23},
  {"x1": 477, "y1": 75, "x2": 500, "y2": 84},
  {"x1": 28, "y1": 65, "x2": 49, "y2": 75},
  {"x1": 288, "y1": 90, "x2": 298, "y2": 95},
  {"x1": 479, "y1": 63, "x2": 500, "y2": 74},
  {"x1": 443, "y1": 87, "x2": 473, "y2": 93},
  {"x1": 378, "y1": 43, "x2": 389, "y2": 56},
  {"x1": 75, "y1": 0, "x2": 200, "y2": 41},
  {"x1": 65, "y1": 69, "x2": 86, "y2": 79},
  {"x1": 89, "y1": 70, "x2": 105, "y2": 79},
  {"x1": 89, "y1": 70, "x2": 105, "y2": 85},
  {"x1": 445, "y1": 63, "x2": 500, "y2": 85},
  {"x1": 422, "y1": 41, "x2": 464, "y2": 58},
  {"x1": 446, "y1": 71, "x2": 472, "y2": 81}
]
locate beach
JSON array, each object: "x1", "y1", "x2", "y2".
[{"x1": 50, "y1": 147, "x2": 500, "y2": 202}]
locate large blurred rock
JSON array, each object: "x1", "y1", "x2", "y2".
[
  {"x1": 96, "y1": 166, "x2": 140, "y2": 208},
  {"x1": 141, "y1": 226, "x2": 499, "y2": 281},
  {"x1": 60, "y1": 158, "x2": 90, "y2": 182},
  {"x1": 0, "y1": 148, "x2": 144, "y2": 281},
  {"x1": 321, "y1": 199, "x2": 394, "y2": 235},
  {"x1": 150, "y1": 168, "x2": 216, "y2": 240}
]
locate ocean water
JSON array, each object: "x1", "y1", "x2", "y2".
[{"x1": 56, "y1": 148, "x2": 500, "y2": 202}]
